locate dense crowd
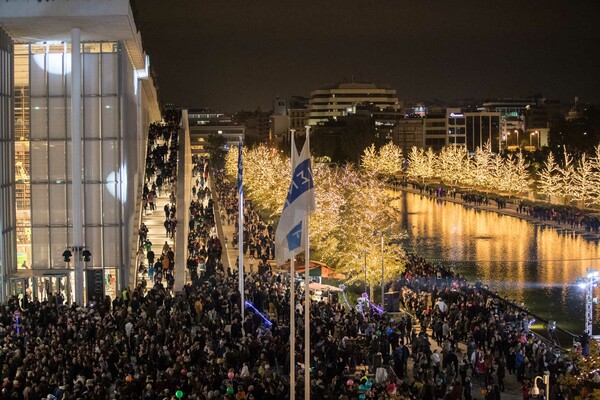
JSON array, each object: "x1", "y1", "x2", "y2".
[
  {"x1": 138, "y1": 113, "x2": 180, "y2": 291},
  {"x1": 0, "y1": 136, "x2": 585, "y2": 400},
  {"x1": 2, "y1": 248, "x2": 576, "y2": 400},
  {"x1": 214, "y1": 173, "x2": 275, "y2": 274},
  {"x1": 186, "y1": 156, "x2": 223, "y2": 282},
  {"x1": 517, "y1": 205, "x2": 600, "y2": 233}
]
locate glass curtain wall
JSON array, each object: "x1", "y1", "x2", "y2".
[
  {"x1": 1, "y1": 27, "x2": 16, "y2": 300},
  {"x1": 13, "y1": 41, "x2": 123, "y2": 300}
]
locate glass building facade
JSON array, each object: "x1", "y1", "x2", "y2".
[
  {"x1": 0, "y1": 26, "x2": 16, "y2": 302},
  {"x1": 10, "y1": 41, "x2": 128, "y2": 301},
  {"x1": 0, "y1": 0, "x2": 161, "y2": 302}
]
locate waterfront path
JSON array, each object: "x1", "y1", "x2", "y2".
[{"x1": 396, "y1": 185, "x2": 600, "y2": 240}]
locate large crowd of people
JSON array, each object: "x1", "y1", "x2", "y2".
[
  {"x1": 0, "y1": 127, "x2": 588, "y2": 400},
  {"x1": 186, "y1": 156, "x2": 223, "y2": 282},
  {"x1": 138, "y1": 113, "x2": 180, "y2": 291},
  {"x1": 214, "y1": 172, "x2": 275, "y2": 274}
]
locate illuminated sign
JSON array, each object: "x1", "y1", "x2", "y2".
[{"x1": 450, "y1": 112, "x2": 464, "y2": 117}]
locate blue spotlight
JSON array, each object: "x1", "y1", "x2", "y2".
[{"x1": 244, "y1": 301, "x2": 273, "y2": 327}]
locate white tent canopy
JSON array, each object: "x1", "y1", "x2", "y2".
[{"x1": 308, "y1": 282, "x2": 342, "y2": 292}]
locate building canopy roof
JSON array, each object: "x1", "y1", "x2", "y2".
[{"x1": 0, "y1": 0, "x2": 146, "y2": 69}]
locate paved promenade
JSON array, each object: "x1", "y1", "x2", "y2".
[{"x1": 210, "y1": 175, "x2": 256, "y2": 274}]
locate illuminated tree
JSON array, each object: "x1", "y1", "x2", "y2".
[
  {"x1": 225, "y1": 145, "x2": 240, "y2": 178},
  {"x1": 537, "y1": 151, "x2": 563, "y2": 201},
  {"x1": 226, "y1": 146, "x2": 406, "y2": 285},
  {"x1": 471, "y1": 141, "x2": 494, "y2": 189},
  {"x1": 378, "y1": 142, "x2": 404, "y2": 177},
  {"x1": 406, "y1": 147, "x2": 431, "y2": 183},
  {"x1": 225, "y1": 145, "x2": 290, "y2": 218},
  {"x1": 424, "y1": 148, "x2": 437, "y2": 181},
  {"x1": 588, "y1": 145, "x2": 600, "y2": 205},
  {"x1": 438, "y1": 145, "x2": 468, "y2": 186},
  {"x1": 323, "y1": 164, "x2": 405, "y2": 286},
  {"x1": 571, "y1": 153, "x2": 596, "y2": 206},
  {"x1": 560, "y1": 340, "x2": 600, "y2": 399},
  {"x1": 361, "y1": 144, "x2": 379, "y2": 174},
  {"x1": 510, "y1": 151, "x2": 533, "y2": 195},
  {"x1": 559, "y1": 151, "x2": 576, "y2": 205},
  {"x1": 489, "y1": 152, "x2": 506, "y2": 193}
]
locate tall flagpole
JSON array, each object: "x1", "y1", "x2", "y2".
[
  {"x1": 238, "y1": 137, "x2": 244, "y2": 319},
  {"x1": 289, "y1": 129, "x2": 296, "y2": 400},
  {"x1": 304, "y1": 126, "x2": 311, "y2": 400}
]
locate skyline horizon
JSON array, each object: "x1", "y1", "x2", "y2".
[{"x1": 133, "y1": 0, "x2": 600, "y2": 114}]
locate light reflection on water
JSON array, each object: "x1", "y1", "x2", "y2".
[{"x1": 392, "y1": 191, "x2": 600, "y2": 334}]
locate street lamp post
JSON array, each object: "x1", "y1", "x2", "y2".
[
  {"x1": 577, "y1": 268, "x2": 599, "y2": 337},
  {"x1": 530, "y1": 131, "x2": 539, "y2": 148},
  {"x1": 373, "y1": 231, "x2": 391, "y2": 310},
  {"x1": 515, "y1": 129, "x2": 520, "y2": 148},
  {"x1": 531, "y1": 371, "x2": 550, "y2": 399}
]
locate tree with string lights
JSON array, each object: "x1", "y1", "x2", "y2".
[
  {"x1": 471, "y1": 141, "x2": 494, "y2": 190},
  {"x1": 559, "y1": 151, "x2": 576, "y2": 205},
  {"x1": 571, "y1": 153, "x2": 596, "y2": 207},
  {"x1": 560, "y1": 339, "x2": 600, "y2": 399},
  {"x1": 437, "y1": 145, "x2": 469, "y2": 187},
  {"x1": 360, "y1": 143, "x2": 405, "y2": 178},
  {"x1": 510, "y1": 151, "x2": 533, "y2": 195},
  {"x1": 406, "y1": 147, "x2": 431, "y2": 183},
  {"x1": 378, "y1": 141, "x2": 404, "y2": 177},
  {"x1": 537, "y1": 151, "x2": 563, "y2": 202},
  {"x1": 225, "y1": 145, "x2": 406, "y2": 284},
  {"x1": 587, "y1": 145, "x2": 600, "y2": 205}
]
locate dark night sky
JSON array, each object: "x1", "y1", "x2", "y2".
[{"x1": 132, "y1": 0, "x2": 600, "y2": 113}]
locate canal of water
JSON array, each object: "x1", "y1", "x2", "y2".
[{"x1": 392, "y1": 190, "x2": 600, "y2": 336}]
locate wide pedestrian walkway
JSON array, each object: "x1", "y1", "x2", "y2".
[
  {"x1": 210, "y1": 176, "x2": 255, "y2": 274},
  {"x1": 138, "y1": 183, "x2": 176, "y2": 288},
  {"x1": 136, "y1": 134, "x2": 178, "y2": 291}
]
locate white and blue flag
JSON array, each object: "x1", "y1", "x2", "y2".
[
  {"x1": 275, "y1": 134, "x2": 316, "y2": 266},
  {"x1": 237, "y1": 138, "x2": 243, "y2": 196}
]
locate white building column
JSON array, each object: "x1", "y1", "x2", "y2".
[
  {"x1": 70, "y1": 28, "x2": 84, "y2": 305},
  {"x1": 174, "y1": 113, "x2": 191, "y2": 292}
]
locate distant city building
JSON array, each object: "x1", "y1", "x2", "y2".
[
  {"x1": 187, "y1": 110, "x2": 244, "y2": 153},
  {"x1": 270, "y1": 115, "x2": 289, "y2": 141},
  {"x1": 233, "y1": 110, "x2": 269, "y2": 143},
  {"x1": 307, "y1": 82, "x2": 402, "y2": 125},
  {"x1": 423, "y1": 112, "x2": 448, "y2": 151},
  {"x1": 273, "y1": 96, "x2": 287, "y2": 116},
  {"x1": 288, "y1": 96, "x2": 309, "y2": 138},
  {"x1": 421, "y1": 108, "x2": 501, "y2": 153},
  {"x1": 393, "y1": 116, "x2": 424, "y2": 153},
  {"x1": 465, "y1": 112, "x2": 501, "y2": 153},
  {"x1": 289, "y1": 108, "x2": 308, "y2": 133},
  {"x1": 565, "y1": 96, "x2": 585, "y2": 122},
  {"x1": 482, "y1": 96, "x2": 557, "y2": 150}
]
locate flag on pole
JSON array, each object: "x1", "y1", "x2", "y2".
[
  {"x1": 237, "y1": 137, "x2": 245, "y2": 318},
  {"x1": 275, "y1": 136, "x2": 316, "y2": 266},
  {"x1": 238, "y1": 138, "x2": 243, "y2": 196}
]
